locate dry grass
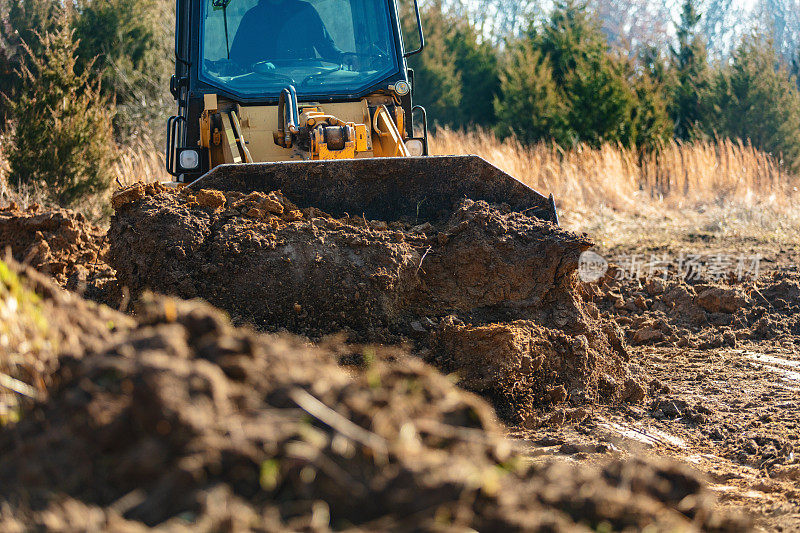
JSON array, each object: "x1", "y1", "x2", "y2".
[
  {"x1": 429, "y1": 128, "x2": 798, "y2": 214},
  {"x1": 0, "y1": 137, "x2": 9, "y2": 193},
  {"x1": 0, "y1": 133, "x2": 167, "y2": 219},
  {"x1": 111, "y1": 134, "x2": 170, "y2": 187},
  {"x1": 429, "y1": 128, "x2": 800, "y2": 248}
]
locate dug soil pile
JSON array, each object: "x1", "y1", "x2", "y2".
[
  {"x1": 110, "y1": 184, "x2": 643, "y2": 420},
  {"x1": 0, "y1": 202, "x2": 114, "y2": 301},
  {"x1": 0, "y1": 260, "x2": 747, "y2": 531}
]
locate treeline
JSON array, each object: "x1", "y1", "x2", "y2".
[
  {"x1": 1, "y1": 0, "x2": 799, "y2": 210},
  {"x1": 0, "y1": 0, "x2": 171, "y2": 138},
  {"x1": 405, "y1": 0, "x2": 800, "y2": 170},
  {"x1": 0, "y1": 0, "x2": 171, "y2": 208}
]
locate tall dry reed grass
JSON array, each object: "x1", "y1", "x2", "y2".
[
  {"x1": 429, "y1": 129, "x2": 797, "y2": 213},
  {"x1": 112, "y1": 135, "x2": 169, "y2": 187},
  {"x1": 0, "y1": 137, "x2": 8, "y2": 189},
  {"x1": 2, "y1": 127, "x2": 797, "y2": 221}
]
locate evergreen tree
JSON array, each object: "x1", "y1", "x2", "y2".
[
  {"x1": 631, "y1": 70, "x2": 673, "y2": 149},
  {"x1": 670, "y1": 0, "x2": 712, "y2": 140},
  {"x1": 73, "y1": 0, "x2": 172, "y2": 138},
  {"x1": 494, "y1": 41, "x2": 570, "y2": 144},
  {"x1": 638, "y1": 44, "x2": 671, "y2": 86},
  {"x1": 403, "y1": 1, "x2": 462, "y2": 128},
  {"x1": 4, "y1": 13, "x2": 116, "y2": 207},
  {"x1": 498, "y1": 1, "x2": 640, "y2": 147},
  {"x1": 446, "y1": 20, "x2": 500, "y2": 127},
  {"x1": 632, "y1": 46, "x2": 674, "y2": 148},
  {"x1": 530, "y1": 1, "x2": 610, "y2": 86},
  {"x1": 402, "y1": 1, "x2": 500, "y2": 129},
  {"x1": 710, "y1": 36, "x2": 800, "y2": 170},
  {"x1": 0, "y1": 0, "x2": 61, "y2": 124},
  {"x1": 1, "y1": 0, "x2": 60, "y2": 58},
  {"x1": 561, "y1": 49, "x2": 637, "y2": 146}
]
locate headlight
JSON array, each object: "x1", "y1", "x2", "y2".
[
  {"x1": 406, "y1": 139, "x2": 424, "y2": 157},
  {"x1": 391, "y1": 80, "x2": 411, "y2": 96},
  {"x1": 178, "y1": 149, "x2": 200, "y2": 171}
]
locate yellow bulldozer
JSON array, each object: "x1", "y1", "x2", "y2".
[{"x1": 166, "y1": 0, "x2": 558, "y2": 224}]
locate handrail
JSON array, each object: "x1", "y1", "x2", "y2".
[
  {"x1": 403, "y1": 0, "x2": 425, "y2": 58},
  {"x1": 411, "y1": 105, "x2": 429, "y2": 156}
]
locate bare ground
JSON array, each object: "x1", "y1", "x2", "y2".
[{"x1": 530, "y1": 208, "x2": 800, "y2": 532}]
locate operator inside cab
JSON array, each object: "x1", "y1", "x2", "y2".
[
  {"x1": 200, "y1": 0, "x2": 400, "y2": 97},
  {"x1": 229, "y1": 0, "x2": 344, "y2": 67}
]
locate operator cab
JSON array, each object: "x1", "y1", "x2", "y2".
[{"x1": 200, "y1": 0, "x2": 401, "y2": 100}]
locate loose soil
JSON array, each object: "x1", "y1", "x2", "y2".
[
  {"x1": 2, "y1": 187, "x2": 800, "y2": 530},
  {"x1": 109, "y1": 184, "x2": 638, "y2": 421},
  {"x1": 0, "y1": 262, "x2": 746, "y2": 531},
  {"x1": 0, "y1": 202, "x2": 115, "y2": 302},
  {"x1": 514, "y1": 223, "x2": 800, "y2": 532},
  {"x1": 0, "y1": 260, "x2": 133, "y2": 420}
]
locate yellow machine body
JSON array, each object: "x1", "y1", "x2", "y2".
[{"x1": 199, "y1": 93, "x2": 408, "y2": 168}]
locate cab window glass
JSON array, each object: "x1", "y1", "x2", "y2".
[{"x1": 200, "y1": 0, "x2": 399, "y2": 97}]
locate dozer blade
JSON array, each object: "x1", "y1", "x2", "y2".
[{"x1": 187, "y1": 155, "x2": 559, "y2": 225}]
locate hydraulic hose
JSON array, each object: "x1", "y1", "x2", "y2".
[{"x1": 278, "y1": 85, "x2": 300, "y2": 147}]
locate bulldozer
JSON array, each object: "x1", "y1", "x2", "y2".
[{"x1": 166, "y1": 0, "x2": 558, "y2": 224}]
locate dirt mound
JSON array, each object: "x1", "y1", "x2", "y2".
[
  {"x1": 110, "y1": 184, "x2": 591, "y2": 334},
  {"x1": 585, "y1": 266, "x2": 800, "y2": 348},
  {"x1": 432, "y1": 318, "x2": 640, "y2": 420},
  {"x1": 0, "y1": 270, "x2": 746, "y2": 531},
  {"x1": 109, "y1": 184, "x2": 639, "y2": 418},
  {"x1": 0, "y1": 202, "x2": 114, "y2": 301},
  {"x1": 0, "y1": 259, "x2": 133, "y2": 422}
]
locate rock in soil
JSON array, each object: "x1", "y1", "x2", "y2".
[{"x1": 0, "y1": 262, "x2": 747, "y2": 531}]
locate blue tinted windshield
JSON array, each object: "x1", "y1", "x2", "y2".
[{"x1": 200, "y1": 0, "x2": 399, "y2": 97}]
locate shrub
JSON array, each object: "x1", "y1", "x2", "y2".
[
  {"x1": 4, "y1": 13, "x2": 116, "y2": 208},
  {"x1": 0, "y1": 0, "x2": 61, "y2": 124}
]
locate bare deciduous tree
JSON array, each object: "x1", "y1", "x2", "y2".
[{"x1": 591, "y1": 0, "x2": 673, "y2": 54}]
